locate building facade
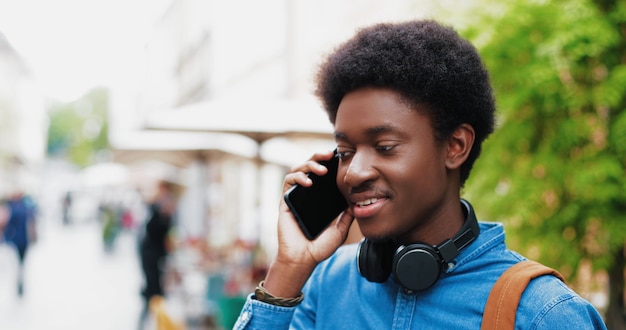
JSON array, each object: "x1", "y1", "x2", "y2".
[{"x1": 0, "y1": 33, "x2": 47, "y2": 198}]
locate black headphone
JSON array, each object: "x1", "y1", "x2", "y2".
[{"x1": 357, "y1": 199, "x2": 480, "y2": 292}]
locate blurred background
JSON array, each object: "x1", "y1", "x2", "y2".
[{"x1": 0, "y1": 0, "x2": 623, "y2": 329}]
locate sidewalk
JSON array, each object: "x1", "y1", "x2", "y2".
[{"x1": 0, "y1": 219, "x2": 143, "y2": 330}]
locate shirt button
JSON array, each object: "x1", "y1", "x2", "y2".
[{"x1": 242, "y1": 311, "x2": 250, "y2": 321}]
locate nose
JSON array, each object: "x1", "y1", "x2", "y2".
[{"x1": 341, "y1": 150, "x2": 378, "y2": 188}]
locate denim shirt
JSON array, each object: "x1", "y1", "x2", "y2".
[{"x1": 234, "y1": 222, "x2": 607, "y2": 329}]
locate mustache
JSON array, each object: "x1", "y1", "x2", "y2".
[{"x1": 348, "y1": 183, "x2": 391, "y2": 197}]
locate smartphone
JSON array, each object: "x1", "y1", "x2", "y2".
[{"x1": 284, "y1": 151, "x2": 348, "y2": 240}]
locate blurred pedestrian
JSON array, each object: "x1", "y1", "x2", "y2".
[
  {"x1": 101, "y1": 201, "x2": 122, "y2": 253},
  {"x1": 138, "y1": 181, "x2": 177, "y2": 328},
  {"x1": 62, "y1": 191, "x2": 72, "y2": 225},
  {"x1": 2, "y1": 190, "x2": 37, "y2": 296}
]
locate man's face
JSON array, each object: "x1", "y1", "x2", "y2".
[{"x1": 334, "y1": 87, "x2": 451, "y2": 244}]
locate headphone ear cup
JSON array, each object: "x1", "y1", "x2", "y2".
[
  {"x1": 392, "y1": 243, "x2": 442, "y2": 291},
  {"x1": 358, "y1": 239, "x2": 393, "y2": 283}
]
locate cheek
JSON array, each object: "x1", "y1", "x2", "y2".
[
  {"x1": 336, "y1": 166, "x2": 349, "y2": 194},
  {"x1": 389, "y1": 153, "x2": 447, "y2": 199},
  {"x1": 391, "y1": 153, "x2": 437, "y2": 181}
]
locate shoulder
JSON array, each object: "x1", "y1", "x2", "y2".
[{"x1": 516, "y1": 274, "x2": 606, "y2": 329}]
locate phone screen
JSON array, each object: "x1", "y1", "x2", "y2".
[{"x1": 283, "y1": 152, "x2": 348, "y2": 240}]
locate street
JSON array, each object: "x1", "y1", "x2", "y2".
[{"x1": 0, "y1": 219, "x2": 144, "y2": 330}]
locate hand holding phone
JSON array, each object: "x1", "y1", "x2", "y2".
[{"x1": 284, "y1": 151, "x2": 348, "y2": 240}]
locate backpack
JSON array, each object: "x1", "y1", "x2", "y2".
[{"x1": 481, "y1": 260, "x2": 566, "y2": 330}]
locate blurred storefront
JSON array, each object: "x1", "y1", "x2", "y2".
[{"x1": 108, "y1": 0, "x2": 333, "y2": 256}]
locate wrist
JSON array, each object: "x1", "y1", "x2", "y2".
[
  {"x1": 254, "y1": 281, "x2": 304, "y2": 307},
  {"x1": 262, "y1": 259, "x2": 315, "y2": 299}
]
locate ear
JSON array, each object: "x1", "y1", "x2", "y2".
[{"x1": 445, "y1": 124, "x2": 475, "y2": 170}]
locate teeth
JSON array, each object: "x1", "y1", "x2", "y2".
[{"x1": 356, "y1": 198, "x2": 378, "y2": 207}]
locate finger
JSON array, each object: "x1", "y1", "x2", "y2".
[
  {"x1": 306, "y1": 212, "x2": 354, "y2": 263},
  {"x1": 290, "y1": 150, "x2": 336, "y2": 172},
  {"x1": 289, "y1": 160, "x2": 328, "y2": 178},
  {"x1": 283, "y1": 172, "x2": 312, "y2": 190},
  {"x1": 334, "y1": 211, "x2": 355, "y2": 240}
]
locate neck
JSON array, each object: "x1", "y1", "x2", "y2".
[{"x1": 395, "y1": 197, "x2": 467, "y2": 246}]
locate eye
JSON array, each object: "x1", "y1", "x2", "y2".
[
  {"x1": 335, "y1": 150, "x2": 353, "y2": 161},
  {"x1": 376, "y1": 144, "x2": 396, "y2": 153}
]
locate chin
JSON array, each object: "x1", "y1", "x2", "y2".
[
  {"x1": 357, "y1": 218, "x2": 400, "y2": 242},
  {"x1": 360, "y1": 229, "x2": 394, "y2": 244}
]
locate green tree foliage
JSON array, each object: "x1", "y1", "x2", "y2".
[
  {"x1": 458, "y1": 0, "x2": 625, "y2": 326},
  {"x1": 46, "y1": 88, "x2": 110, "y2": 167}
]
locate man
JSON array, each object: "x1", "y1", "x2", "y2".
[
  {"x1": 235, "y1": 20, "x2": 606, "y2": 329},
  {"x1": 139, "y1": 180, "x2": 177, "y2": 328},
  {"x1": 3, "y1": 191, "x2": 37, "y2": 296}
]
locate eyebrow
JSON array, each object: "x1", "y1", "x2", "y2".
[{"x1": 334, "y1": 124, "x2": 399, "y2": 140}]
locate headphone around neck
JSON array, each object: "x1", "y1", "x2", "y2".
[{"x1": 357, "y1": 199, "x2": 480, "y2": 292}]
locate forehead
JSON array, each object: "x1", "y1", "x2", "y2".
[{"x1": 333, "y1": 88, "x2": 432, "y2": 140}]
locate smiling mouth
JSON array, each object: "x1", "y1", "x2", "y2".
[
  {"x1": 356, "y1": 198, "x2": 378, "y2": 207},
  {"x1": 351, "y1": 196, "x2": 388, "y2": 219}
]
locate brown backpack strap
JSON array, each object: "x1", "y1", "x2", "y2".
[{"x1": 481, "y1": 260, "x2": 566, "y2": 330}]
